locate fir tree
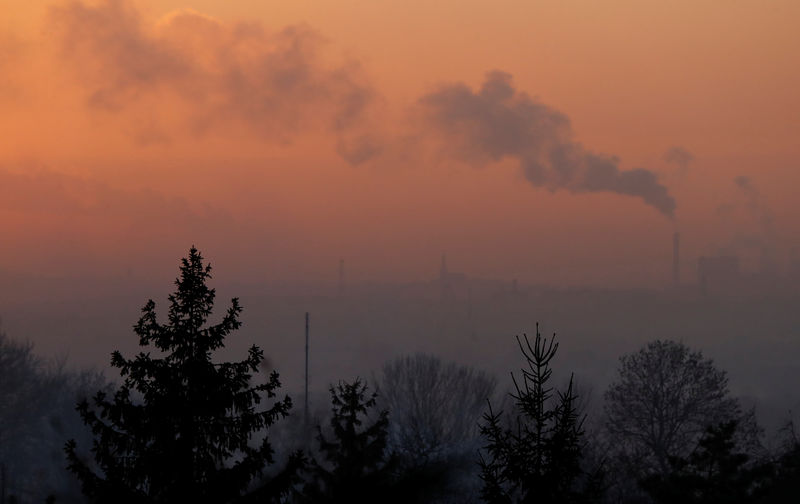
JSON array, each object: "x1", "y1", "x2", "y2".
[
  {"x1": 479, "y1": 325, "x2": 601, "y2": 503},
  {"x1": 65, "y1": 247, "x2": 301, "y2": 504},
  {"x1": 302, "y1": 379, "x2": 396, "y2": 504}
]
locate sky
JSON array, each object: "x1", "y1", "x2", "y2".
[{"x1": 1, "y1": 0, "x2": 799, "y2": 287}]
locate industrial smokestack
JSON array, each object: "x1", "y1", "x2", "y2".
[{"x1": 672, "y1": 232, "x2": 680, "y2": 285}]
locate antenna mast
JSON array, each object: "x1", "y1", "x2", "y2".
[{"x1": 304, "y1": 312, "x2": 309, "y2": 427}]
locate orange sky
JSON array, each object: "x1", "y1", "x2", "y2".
[{"x1": 1, "y1": 0, "x2": 798, "y2": 287}]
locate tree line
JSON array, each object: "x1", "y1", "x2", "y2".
[{"x1": 1, "y1": 248, "x2": 798, "y2": 503}]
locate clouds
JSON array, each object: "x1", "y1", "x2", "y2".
[
  {"x1": 48, "y1": 0, "x2": 377, "y2": 157},
  {"x1": 419, "y1": 71, "x2": 676, "y2": 217}
]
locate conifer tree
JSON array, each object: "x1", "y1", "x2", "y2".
[
  {"x1": 65, "y1": 247, "x2": 301, "y2": 504},
  {"x1": 302, "y1": 379, "x2": 396, "y2": 504},
  {"x1": 479, "y1": 325, "x2": 601, "y2": 503}
]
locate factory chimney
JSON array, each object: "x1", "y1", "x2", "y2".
[{"x1": 672, "y1": 232, "x2": 680, "y2": 285}]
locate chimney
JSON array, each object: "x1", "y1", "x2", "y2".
[{"x1": 672, "y1": 232, "x2": 680, "y2": 285}]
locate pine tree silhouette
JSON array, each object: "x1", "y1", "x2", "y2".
[
  {"x1": 302, "y1": 379, "x2": 397, "y2": 504},
  {"x1": 479, "y1": 325, "x2": 601, "y2": 503},
  {"x1": 65, "y1": 247, "x2": 302, "y2": 503}
]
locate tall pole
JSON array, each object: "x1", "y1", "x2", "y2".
[{"x1": 304, "y1": 312, "x2": 309, "y2": 427}]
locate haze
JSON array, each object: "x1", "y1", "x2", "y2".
[{"x1": 1, "y1": 1, "x2": 799, "y2": 430}]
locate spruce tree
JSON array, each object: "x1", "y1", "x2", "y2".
[
  {"x1": 302, "y1": 379, "x2": 396, "y2": 503},
  {"x1": 479, "y1": 325, "x2": 601, "y2": 503},
  {"x1": 65, "y1": 247, "x2": 301, "y2": 503}
]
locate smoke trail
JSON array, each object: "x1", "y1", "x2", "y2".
[{"x1": 419, "y1": 71, "x2": 676, "y2": 217}]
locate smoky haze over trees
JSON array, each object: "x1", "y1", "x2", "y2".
[
  {"x1": 0, "y1": 248, "x2": 799, "y2": 503},
  {"x1": 1, "y1": 0, "x2": 798, "y2": 502}
]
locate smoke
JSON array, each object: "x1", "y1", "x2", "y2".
[
  {"x1": 48, "y1": 0, "x2": 379, "y2": 162},
  {"x1": 663, "y1": 146, "x2": 694, "y2": 177},
  {"x1": 715, "y1": 175, "x2": 778, "y2": 272},
  {"x1": 419, "y1": 71, "x2": 676, "y2": 217},
  {"x1": 733, "y1": 175, "x2": 774, "y2": 231}
]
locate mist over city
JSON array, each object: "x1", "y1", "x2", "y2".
[{"x1": 1, "y1": 1, "x2": 799, "y2": 502}]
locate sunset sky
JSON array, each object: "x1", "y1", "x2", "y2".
[{"x1": 2, "y1": 0, "x2": 798, "y2": 287}]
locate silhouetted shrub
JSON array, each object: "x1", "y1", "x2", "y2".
[
  {"x1": 641, "y1": 420, "x2": 771, "y2": 503},
  {"x1": 757, "y1": 421, "x2": 800, "y2": 503}
]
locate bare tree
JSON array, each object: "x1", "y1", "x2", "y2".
[
  {"x1": 0, "y1": 329, "x2": 109, "y2": 502},
  {"x1": 0, "y1": 331, "x2": 54, "y2": 496},
  {"x1": 378, "y1": 354, "x2": 496, "y2": 463},
  {"x1": 604, "y1": 340, "x2": 758, "y2": 478}
]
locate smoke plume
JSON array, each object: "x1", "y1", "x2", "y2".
[
  {"x1": 48, "y1": 0, "x2": 379, "y2": 162},
  {"x1": 715, "y1": 175, "x2": 779, "y2": 272},
  {"x1": 419, "y1": 71, "x2": 676, "y2": 217}
]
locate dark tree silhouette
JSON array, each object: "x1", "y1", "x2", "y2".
[
  {"x1": 0, "y1": 331, "x2": 102, "y2": 502},
  {"x1": 640, "y1": 420, "x2": 770, "y2": 503},
  {"x1": 479, "y1": 325, "x2": 601, "y2": 503},
  {"x1": 757, "y1": 421, "x2": 800, "y2": 503},
  {"x1": 65, "y1": 247, "x2": 301, "y2": 503},
  {"x1": 0, "y1": 331, "x2": 56, "y2": 503},
  {"x1": 302, "y1": 379, "x2": 397, "y2": 504},
  {"x1": 0, "y1": 331, "x2": 53, "y2": 461},
  {"x1": 604, "y1": 340, "x2": 758, "y2": 478}
]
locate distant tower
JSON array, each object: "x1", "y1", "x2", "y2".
[
  {"x1": 672, "y1": 232, "x2": 680, "y2": 285},
  {"x1": 338, "y1": 258, "x2": 345, "y2": 296}
]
